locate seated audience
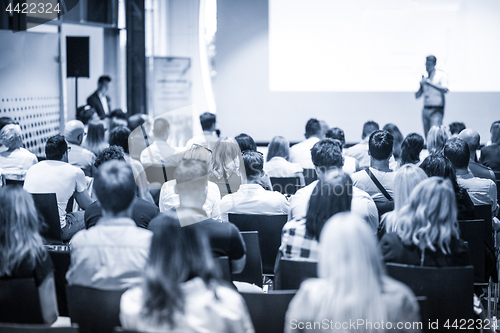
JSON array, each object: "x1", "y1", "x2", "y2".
[
  {"x1": 459, "y1": 128, "x2": 496, "y2": 182},
  {"x1": 82, "y1": 119, "x2": 109, "y2": 156},
  {"x1": 400, "y1": 133, "x2": 424, "y2": 166},
  {"x1": 285, "y1": 212, "x2": 420, "y2": 333},
  {"x1": 279, "y1": 171, "x2": 352, "y2": 262},
  {"x1": 344, "y1": 120, "x2": 379, "y2": 170},
  {"x1": 380, "y1": 177, "x2": 471, "y2": 266},
  {"x1": 449, "y1": 121, "x2": 466, "y2": 138},
  {"x1": 378, "y1": 164, "x2": 428, "y2": 238},
  {"x1": 66, "y1": 160, "x2": 153, "y2": 289},
  {"x1": 108, "y1": 109, "x2": 128, "y2": 132},
  {"x1": 383, "y1": 123, "x2": 403, "y2": 170},
  {"x1": 140, "y1": 117, "x2": 182, "y2": 168},
  {"x1": 120, "y1": 214, "x2": 254, "y2": 333},
  {"x1": 480, "y1": 120, "x2": 500, "y2": 172},
  {"x1": 0, "y1": 186, "x2": 58, "y2": 324},
  {"x1": 235, "y1": 133, "x2": 257, "y2": 152},
  {"x1": 289, "y1": 118, "x2": 323, "y2": 169},
  {"x1": 220, "y1": 150, "x2": 289, "y2": 222},
  {"x1": 160, "y1": 144, "x2": 221, "y2": 220},
  {"x1": 264, "y1": 135, "x2": 305, "y2": 185},
  {"x1": 351, "y1": 130, "x2": 395, "y2": 217},
  {"x1": 0, "y1": 124, "x2": 37, "y2": 177},
  {"x1": 325, "y1": 127, "x2": 357, "y2": 174},
  {"x1": 186, "y1": 112, "x2": 219, "y2": 149},
  {"x1": 420, "y1": 153, "x2": 475, "y2": 220},
  {"x1": 210, "y1": 137, "x2": 243, "y2": 196},
  {"x1": 64, "y1": 120, "x2": 95, "y2": 175},
  {"x1": 76, "y1": 105, "x2": 99, "y2": 126},
  {"x1": 85, "y1": 146, "x2": 159, "y2": 229},
  {"x1": 150, "y1": 159, "x2": 246, "y2": 274},
  {"x1": 426, "y1": 125, "x2": 450, "y2": 155},
  {"x1": 444, "y1": 138, "x2": 498, "y2": 216},
  {"x1": 24, "y1": 135, "x2": 93, "y2": 242},
  {"x1": 289, "y1": 138, "x2": 378, "y2": 231}
]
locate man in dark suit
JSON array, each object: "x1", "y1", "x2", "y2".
[{"x1": 87, "y1": 75, "x2": 111, "y2": 119}]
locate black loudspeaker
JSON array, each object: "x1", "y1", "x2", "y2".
[{"x1": 66, "y1": 36, "x2": 90, "y2": 78}]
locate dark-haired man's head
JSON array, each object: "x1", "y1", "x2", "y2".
[
  {"x1": 0, "y1": 117, "x2": 14, "y2": 132},
  {"x1": 426, "y1": 55, "x2": 437, "y2": 73},
  {"x1": 127, "y1": 114, "x2": 148, "y2": 132},
  {"x1": 174, "y1": 159, "x2": 209, "y2": 210},
  {"x1": 235, "y1": 133, "x2": 256, "y2": 152},
  {"x1": 242, "y1": 150, "x2": 264, "y2": 183},
  {"x1": 325, "y1": 127, "x2": 345, "y2": 147},
  {"x1": 368, "y1": 130, "x2": 393, "y2": 161},
  {"x1": 305, "y1": 118, "x2": 322, "y2": 139},
  {"x1": 311, "y1": 138, "x2": 343, "y2": 178},
  {"x1": 362, "y1": 121, "x2": 379, "y2": 140},
  {"x1": 94, "y1": 145, "x2": 126, "y2": 169},
  {"x1": 109, "y1": 126, "x2": 131, "y2": 154},
  {"x1": 444, "y1": 137, "x2": 470, "y2": 171},
  {"x1": 45, "y1": 135, "x2": 68, "y2": 162},
  {"x1": 200, "y1": 112, "x2": 216, "y2": 132},
  {"x1": 97, "y1": 75, "x2": 111, "y2": 94},
  {"x1": 400, "y1": 133, "x2": 424, "y2": 165},
  {"x1": 458, "y1": 129, "x2": 480, "y2": 160},
  {"x1": 491, "y1": 120, "x2": 500, "y2": 145},
  {"x1": 94, "y1": 160, "x2": 136, "y2": 217},
  {"x1": 449, "y1": 122, "x2": 466, "y2": 137}
]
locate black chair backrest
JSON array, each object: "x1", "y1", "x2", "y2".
[
  {"x1": 241, "y1": 291, "x2": 296, "y2": 333},
  {"x1": 4, "y1": 179, "x2": 24, "y2": 186},
  {"x1": 302, "y1": 168, "x2": 317, "y2": 186},
  {"x1": 458, "y1": 219, "x2": 485, "y2": 282},
  {"x1": 31, "y1": 193, "x2": 63, "y2": 245},
  {"x1": 0, "y1": 324, "x2": 79, "y2": 333},
  {"x1": 275, "y1": 259, "x2": 318, "y2": 290},
  {"x1": 473, "y1": 204, "x2": 493, "y2": 247},
  {"x1": 270, "y1": 177, "x2": 300, "y2": 196},
  {"x1": 386, "y1": 263, "x2": 474, "y2": 331},
  {"x1": 228, "y1": 214, "x2": 288, "y2": 274},
  {"x1": 232, "y1": 231, "x2": 263, "y2": 287},
  {"x1": 143, "y1": 165, "x2": 176, "y2": 185},
  {"x1": 217, "y1": 256, "x2": 232, "y2": 283},
  {"x1": 0, "y1": 278, "x2": 44, "y2": 324},
  {"x1": 66, "y1": 285, "x2": 126, "y2": 333},
  {"x1": 46, "y1": 245, "x2": 71, "y2": 317}
]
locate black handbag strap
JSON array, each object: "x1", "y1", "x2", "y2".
[
  {"x1": 365, "y1": 168, "x2": 393, "y2": 201},
  {"x1": 224, "y1": 175, "x2": 232, "y2": 194}
]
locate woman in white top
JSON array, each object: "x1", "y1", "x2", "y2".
[
  {"x1": 0, "y1": 124, "x2": 37, "y2": 179},
  {"x1": 264, "y1": 136, "x2": 305, "y2": 186}
]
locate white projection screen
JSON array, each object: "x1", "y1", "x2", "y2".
[{"x1": 269, "y1": 0, "x2": 500, "y2": 92}]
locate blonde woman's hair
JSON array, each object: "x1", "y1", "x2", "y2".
[
  {"x1": 303, "y1": 212, "x2": 387, "y2": 330},
  {"x1": 427, "y1": 125, "x2": 450, "y2": 154},
  {"x1": 0, "y1": 124, "x2": 23, "y2": 150},
  {"x1": 396, "y1": 177, "x2": 459, "y2": 255},
  {"x1": 211, "y1": 137, "x2": 244, "y2": 179}
]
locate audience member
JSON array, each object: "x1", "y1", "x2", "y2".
[
  {"x1": 186, "y1": 112, "x2": 219, "y2": 149},
  {"x1": 344, "y1": 120, "x2": 379, "y2": 170},
  {"x1": 380, "y1": 177, "x2": 471, "y2": 266},
  {"x1": 420, "y1": 153, "x2": 475, "y2": 220},
  {"x1": 140, "y1": 117, "x2": 182, "y2": 168},
  {"x1": 264, "y1": 135, "x2": 305, "y2": 185},
  {"x1": 210, "y1": 137, "x2": 243, "y2": 197},
  {"x1": 318, "y1": 119, "x2": 329, "y2": 139},
  {"x1": 289, "y1": 118, "x2": 323, "y2": 169},
  {"x1": 285, "y1": 212, "x2": 420, "y2": 333},
  {"x1": 220, "y1": 150, "x2": 289, "y2": 222},
  {"x1": 120, "y1": 214, "x2": 254, "y2": 333},
  {"x1": 279, "y1": 172, "x2": 352, "y2": 262},
  {"x1": 66, "y1": 160, "x2": 152, "y2": 289},
  {"x1": 127, "y1": 113, "x2": 149, "y2": 161},
  {"x1": 0, "y1": 116, "x2": 14, "y2": 131},
  {"x1": 449, "y1": 121, "x2": 466, "y2": 138},
  {"x1": 0, "y1": 186, "x2": 58, "y2": 324},
  {"x1": 289, "y1": 138, "x2": 378, "y2": 231},
  {"x1": 480, "y1": 120, "x2": 500, "y2": 172},
  {"x1": 351, "y1": 130, "x2": 395, "y2": 217},
  {"x1": 459, "y1": 128, "x2": 496, "y2": 182},
  {"x1": 444, "y1": 138, "x2": 498, "y2": 216},
  {"x1": 82, "y1": 120, "x2": 109, "y2": 156},
  {"x1": 76, "y1": 105, "x2": 99, "y2": 126},
  {"x1": 400, "y1": 133, "x2": 424, "y2": 166},
  {"x1": 64, "y1": 120, "x2": 95, "y2": 175},
  {"x1": 235, "y1": 133, "x2": 257, "y2": 152},
  {"x1": 85, "y1": 146, "x2": 159, "y2": 229},
  {"x1": 24, "y1": 135, "x2": 92, "y2": 242},
  {"x1": 426, "y1": 125, "x2": 450, "y2": 155},
  {"x1": 383, "y1": 123, "x2": 403, "y2": 169},
  {"x1": 325, "y1": 127, "x2": 357, "y2": 174},
  {"x1": 0, "y1": 124, "x2": 37, "y2": 176},
  {"x1": 108, "y1": 109, "x2": 128, "y2": 132}
]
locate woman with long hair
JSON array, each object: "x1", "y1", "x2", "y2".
[
  {"x1": 380, "y1": 177, "x2": 470, "y2": 266},
  {"x1": 383, "y1": 123, "x2": 404, "y2": 167},
  {"x1": 480, "y1": 120, "x2": 500, "y2": 171},
  {"x1": 120, "y1": 213, "x2": 254, "y2": 332},
  {"x1": 285, "y1": 212, "x2": 420, "y2": 333},
  {"x1": 264, "y1": 136, "x2": 305, "y2": 186},
  {"x1": 400, "y1": 133, "x2": 425, "y2": 166},
  {"x1": 0, "y1": 186, "x2": 58, "y2": 324},
  {"x1": 82, "y1": 120, "x2": 109, "y2": 156},
  {"x1": 209, "y1": 137, "x2": 244, "y2": 197},
  {"x1": 426, "y1": 125, "x2": 450, "y2": 155}
]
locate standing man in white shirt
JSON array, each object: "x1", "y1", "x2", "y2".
[
  {"x1": 289, "y1": 118, "x2": 323, "y2": 169},
  {"x1": 415, "y1": 55, "x2": 449, "y2": 140},
  {"x1": 87, "y1": 75, "x2": 111, "y2": 120}
]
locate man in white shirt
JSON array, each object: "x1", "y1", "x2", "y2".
[
  {"x1": 220, "y1": 150, "x2": 289, "y2": 222},
  {"x1": 415, "y1": 55, "x2": 449, "y2": 140},
  {"x1": 289, "y1": 118, "x2": 323, "y2": 169},
  {"x1": 24, "y1": 135, "x2": 94, "y2": 241},
  {"x1": 64, "y1": 120, "x2": 95, "y2": 176},
  {"x1": 289, "y1": 139, "x2": 379, "y2": 231},
  {"x1": 140, "y1": 117, "x2": 183, "y2": 168},
  {"x1": 344, "y1": 121, "x2": 379, "y2": 170},
  {"x1": 185, "y1": 112, "x2": 219, "y2": 150},
  {"x1": 458, "y1": 129, "x2": 497, "y2": 183}
]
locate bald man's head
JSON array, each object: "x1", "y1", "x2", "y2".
[
  {"x1": 64, "y1": 120, "x2": 85, "y2": 145},
  {"x1": 458, "y1": 128, "x2": 480, "y2": 159}
]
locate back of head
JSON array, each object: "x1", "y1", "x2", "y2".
[
  {"x1": 94, "y1": 145, "x2": 125, "y2": 168},
  {"x1": 266, "y1": 136, "x2": 290, "y2": 162},
  {"x1": 490, "y1": 120, "x2": 500, "y2": 144},
  {"x1": 368, "y1": 130, "x2": 394, "y2": 161},
  {"x1": 311, "y1": 138, "x2": 343, "y2": 171},
  {"x1": 0, "y1": 116, "x2": 14, "y2": 132},
  {"x1": 174, "y1": 159, "x2": 209, "y2": 196},
  {"x1": 444, "y1": 137, "x2": 470, "y2": 169},
  {"x1": 199, "y1": 112, "x2": 216, "y2": 131},
  {"x1": 383, "y1": 123, "x2": 403, "y2": 159},
  {"x1": 183, "y1": 144, "x2": 212, "y2": 169},
  {"x1": 76, "y1": 105, "x2": 97, "y2": 125},
  {"x1": 325, "y1": 127, "x2": 345, "y2": 147},
  {"x1": 449, "y1": 122, "x2": 466, "y2": 136},
  {"x1": 427, "y1": 125, "x2": 450, "y2": 154},
  {"x1": 0, "y1": 124, "x2": 23, "y2": 150},
  {"x1": 397, "y1": 177, "x2": 459, "y2": 254},
  {"x1": 400, "y1": 133, "x2": 424, "y2": 165},
  {"x1": 211, "y1": 137, "x2": 242, "y2": 175},
  {"x1": 242, "y1": 150, "x2": 264, "y2": 181},
  {"x1": 458, "y1": 128, "x2": 480, "y2": 153},
  {"x1": 362, "y1": 121, "x2": 379, "y2": 139},
  {"x1": 109, "y1": 126, "x2": 131, "y2": 154},
  {"x1": 393, "y1": 164, "x2": 428, "y2": 211},
  {"x1": 420, "y1": 153, "x2": 460, "y2": 194},
  {"x1": 305, "y1": 118, "x2": 322, "y2": 139},
  {"x1": 64, "y1": 120, "x2": 85, "y2": 145},
  {"x1": 86, "y1": 120, "x2": 106, "y2": 144},
  {"x1": 153, "y1": 118, "x2": 170, "y2": 140},
  {"x1": 235, "y1": 133, "x2": 256, "y2": 152},
  {"x1": 45, "y1": 134, "x2": 68, "y2": 161},
  {"x1": 306, "y1": 171, "x2": 352, "y2": 241},
  {"x1": 128, "y1": 114, "x2": 147, "y2": 132},
  {"x1": 109, "y1": 109, "x2": 126, "y2": 120},
  {"x1": 94, "y1": 160, "x2": 136, "y2": 215}
]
